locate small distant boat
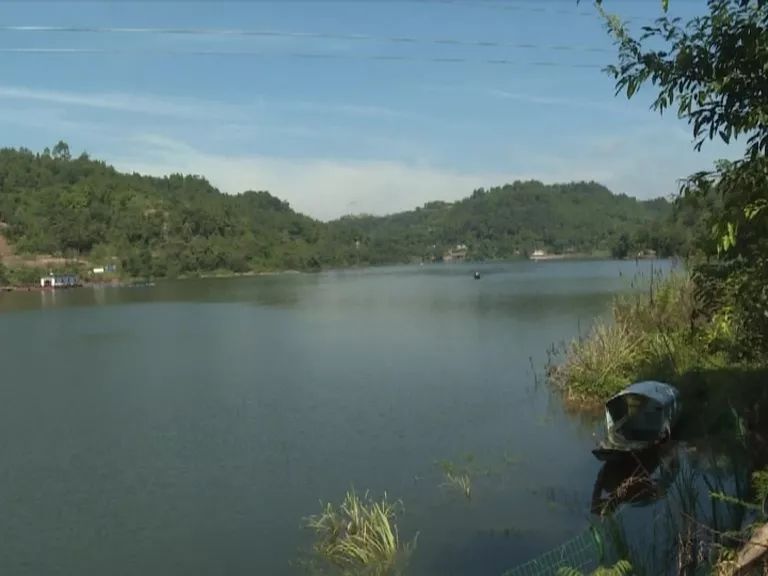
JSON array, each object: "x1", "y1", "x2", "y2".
[
  {"x1": 592, "y1": 381, "x2": 681, "y2": 462},
  {"x1": 474, "y1": 271, "x2": 481, "y2": 279},
  {"x1": 529, "y1": 249, "x2": 566, "y2": 261}
]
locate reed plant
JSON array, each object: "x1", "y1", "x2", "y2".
[
  {"x1": 304, "y1": 490, "x2": 416, "y2": 576},
  {"x1": 549, "y1": 272, "x2": 727, "y2": 403},
  {"x1": 442, "y1": 470, "x2": 472, "y2": 500},
  {"x1": 436, "y1": 457, "x2": 484, "y2": 500},
  {"x1": 550, "y1": 321, "x2": 646, "y2": 402}
]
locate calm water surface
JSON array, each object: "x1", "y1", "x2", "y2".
[{"x1": 0, "y1": 260, "x2": 676, "y2": 575}]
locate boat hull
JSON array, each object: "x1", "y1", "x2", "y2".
[{"x1": 592, "y1": 442, "x2": 662, "y2": 462}]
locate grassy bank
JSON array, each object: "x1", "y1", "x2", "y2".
[
  {"x1": 546, "y1": 268, "x2": 768, "y2": 454},
  {"x1": 548, "y1": 269, "x2": 768, "y2": 574},
  {"x1": 548, "y1": 271, "x2": 733, "y2": 404}
]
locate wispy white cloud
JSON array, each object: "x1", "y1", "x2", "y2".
[
  {"x1": 111, "y1": 134, "x2": 609, "y2": 220},
  {"x1": 103, "y1": 122, "x2": 739, "y2": 221},
  {"x1": 0, "y1": 84, "x2": 400, "y2": 121},
  {"x1": 0, "y1": 85, "x2": 224, "y2": 119},
  {"x1": 487, "y1": 89, "x2": 629, "y2": 113},
  {"x1": 285, "y1": 101, "x2": 402, "y2": 119},
  {"x1": 538, "y1": 125, "x2": 738, "y2": 200},
  {"x1": 0, "y1": 104, "x2": 107, "y2": 141},
  {"x1": 0, "y1": 85, "x2": 741, "y2": 220},
  {"x1": 422, "y1": 83, "x2": 636, "y2": 115}
]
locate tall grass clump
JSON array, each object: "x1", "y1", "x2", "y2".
[
  {"x1": 550, "y1": 322, "x2": 646, "y2": 402},
  {"x1": 304, "y1": 490, "x2": 416, "y2": 576},
  {"x1": 549, "y1": 272, "x2": 730, "y2": 403}
]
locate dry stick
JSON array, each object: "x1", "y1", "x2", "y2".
[
  {"x1": 733, "y1": 523, "x2": 768, "y2": 575},
  {"x1": 678, "y1": 510, "x2": 768, "y2": 576}
]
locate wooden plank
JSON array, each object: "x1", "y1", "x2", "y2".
[{"x1": 735, "y1": 523, "x2": 768, "y2": 575}]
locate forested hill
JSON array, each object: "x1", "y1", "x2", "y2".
[
  {"x1": 0, "y1": 144, "x2": 687, "y2": 279},
  {"x1": 326, "y1": 181, "x2": 690, "y2": 265},
  {"x1": 0, "y1": 145, "x2": 325, "y2": 278}
]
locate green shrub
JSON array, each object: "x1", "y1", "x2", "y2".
[{"x1": 8, "y1": 265, "x2": 44, "y2": 285}]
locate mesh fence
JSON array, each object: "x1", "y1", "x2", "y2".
[{"x1": 501, "y1": 525, "x2": 605, "y2": 576}]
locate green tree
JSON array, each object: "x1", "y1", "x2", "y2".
[
  {"x1": 612, "y1": 233, "x2": 631, "y2": 259},
  {"x1": 599, "y1": 0, "x2": 768, "y2": 356},
  {"x1": 52, "y1": 140, "x2": 71, "y2": 161},
  {"x1": 0, "y1": 144, "x2": 686, "y2": 282}
]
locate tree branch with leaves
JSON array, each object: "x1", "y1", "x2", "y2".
[{"x1": 591, "y1": 0, "x2": 768, "y2": 357}]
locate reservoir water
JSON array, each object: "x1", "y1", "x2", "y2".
[{"x1": 0, "y1": 260, "x2": 677, "y2": 575}]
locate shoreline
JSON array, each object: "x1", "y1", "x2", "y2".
[{"x1": 0, "y1": 255, "x2": 666, "y2": 291}]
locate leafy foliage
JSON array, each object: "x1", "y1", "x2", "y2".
[
  {"x1": 604, "y1": 0, "x2": 768, "y2": 157},
  {"x1": 752, "y1": 469, "x2": 768, "y2": 506},
  {"x1": 600, "y1": 0, "x2": 768, "y2": 360}
]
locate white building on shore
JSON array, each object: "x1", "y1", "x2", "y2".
[{"x1": 40, "y1": 273, "x2": 80, "y2": 288}]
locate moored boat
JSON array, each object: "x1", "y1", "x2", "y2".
[{"x1": 592, "y1": 381, "x2": 681, "y2": 461}]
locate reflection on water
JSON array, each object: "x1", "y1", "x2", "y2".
[
  {"x1": 0, "y1": 273, "x2": 319, "y2": 313},
  {"x1": 583, "y1": 431, "x2": 757, "y2": 576},
  {"x1": 1, "y1": 260, "x2": 674, "y2": 315},
  {"x1": 590, "y1": 444, "x2": 680, "y2": 516}
]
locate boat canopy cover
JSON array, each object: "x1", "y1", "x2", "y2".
[
  {"x1": 605, "y1": 381, "x2": 680, "y2": 443},
  {"x1": 607, "y1": 381, "x2": 679, "y2": 404}
]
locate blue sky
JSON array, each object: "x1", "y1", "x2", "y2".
[{"x1": 0, "y1": 0, "x2": 736, "y2": 220}]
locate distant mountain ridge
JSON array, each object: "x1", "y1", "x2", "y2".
[
  {"x1": 0, "y1": 143, "x2": 687, "y2": 280},
  {"x1": 324, "y1": 181, "x2": 683, "y2": 265}
]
